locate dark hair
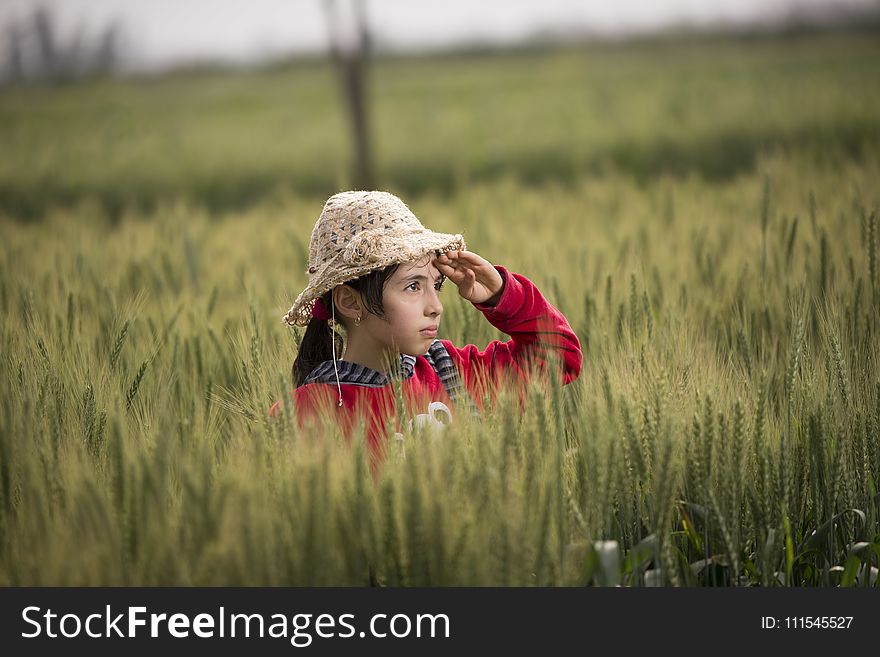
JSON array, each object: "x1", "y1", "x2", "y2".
[{"x1": 291, "y1": 263, "x2": 401, "y2": 387}]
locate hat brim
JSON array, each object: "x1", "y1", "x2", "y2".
[{"x1": 283, "y1": 229, "x2": 466, "y2": 327}]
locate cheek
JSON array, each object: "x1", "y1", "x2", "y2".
[
  {"x1": 380, "y1": 293, "x2": 419, "y2": 327},
  {"x1": 379, "y1": 292, "x2": 405, "y2": 322}
]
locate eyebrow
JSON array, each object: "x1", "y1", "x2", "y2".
[{"x1": 403, "y1": 273, "x2": 445, "y2": 284}]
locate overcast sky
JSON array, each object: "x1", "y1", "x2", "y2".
[{"x1": 2, "y1": 0, "x2": 877, "y2": 71}]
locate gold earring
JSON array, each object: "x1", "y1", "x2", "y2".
[{"x1": 355, "y1": 314, "x2": 361, "y2": 326}]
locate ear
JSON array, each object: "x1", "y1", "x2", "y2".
[{"x1": 332, "y1": 285, "x2": 363, "y2": 322}]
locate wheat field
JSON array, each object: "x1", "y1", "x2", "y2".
[{"x1": 0, "y1": 32, "x2": 878, "y2": 586}]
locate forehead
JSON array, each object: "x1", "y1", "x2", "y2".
[{"x1": 389, "y1": 254, "x2": 440, "y2": 280}]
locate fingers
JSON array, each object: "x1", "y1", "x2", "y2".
[
  {"x1": 435, "y1": 255, "x2": 487, "y2": 292},
  {"x1": 434, "y1": 262, "x2": 468, "y2": 288},
  {"x1": 434, "y1": 259, "x2": 461, "y2": 276},
  {"x1": 436, "y1": 249, "x2": 492, "y2": 272},
  {"x1": 440, "y1": 249, "x2": 486, "y2": 264},
  {"x1": 435, "y1": 258, "x2": 467, "y2": 280},
  {"x1": 434, "y1": 249, "x2": 491, "y2": 301}
]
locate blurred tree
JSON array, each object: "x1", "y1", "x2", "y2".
[
  {"x1": 94, "y1": 23, "x2": 120, "y2": 75},
  {"x1": 322, "y1": 0, "x2": 375, "y2": 189},
  {"x1": 34, "y1": 7, "x2": 60, "y2": 79},
  {"x1": 6, "y1": 24, "x2": 24, "y2": 83},
  {"x1": 2, "y1": 7, "x2": 121, "y2": 85}
]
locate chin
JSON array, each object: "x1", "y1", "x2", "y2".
[{"x1": 401, "y1": 341, "x2": 431, "y2": 357}]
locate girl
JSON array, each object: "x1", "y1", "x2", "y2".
[{"x1": 270, "y1": 190, "x2": 582, "y2": 465}]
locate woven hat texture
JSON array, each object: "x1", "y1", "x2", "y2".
[{"x1": 283, "y1": 191, "x2": 466, "y2": 327}]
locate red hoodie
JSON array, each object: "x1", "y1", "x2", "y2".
[{"x1": 269, "y1": 265, "x2": 583, "y2": 464}]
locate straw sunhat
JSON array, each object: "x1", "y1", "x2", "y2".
[{"x1": 283, "y1": 191, "x2": 466, "y2": 327}]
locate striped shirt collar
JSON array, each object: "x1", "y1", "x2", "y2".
[
  {"x1": 304, "y1": 350, "x2": 418, "y2": 388},
  {"x1": 303, "y1": 339, "x2": 479, "y2": 416}
]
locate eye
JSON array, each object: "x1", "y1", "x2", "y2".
[{"x1": 406, "y1": 281, "x2": 420, "y2": 291}]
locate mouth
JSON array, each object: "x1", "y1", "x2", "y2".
[{"x1": 420, "y1": 326, "x2": 438, "y2": 337}]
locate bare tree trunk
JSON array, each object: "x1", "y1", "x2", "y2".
[
  {"x1": 95, "y1": 23, "x2": 120, "y2": 75},
  {"x1": 322, "y1": 0, "x2": 374, "y2": 190},
  {"x1": 4, "y1": 9, "x2": 121, "y2": 84},
  {"x1": 34, "y1": 7, "x2": 58, "y2": 81},
  {"x1": 6, "y1": 25, "x2": 24, "y2": 83}
]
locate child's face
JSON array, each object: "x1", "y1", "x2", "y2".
[{"x1": 364, "y1": 256, "x2": 445, "y2": 357}]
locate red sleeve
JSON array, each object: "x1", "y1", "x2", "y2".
[{"x1": 441, "y1": 265, "x2": 583, "y2": 401}]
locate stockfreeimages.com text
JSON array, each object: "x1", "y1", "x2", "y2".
[{"x1": 22, "y1": 606, "x2": 450, "y2": 646}]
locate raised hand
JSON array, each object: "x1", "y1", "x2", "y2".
[{"x1": 433, "y1": 249, "x2": 504, "y2": 305}]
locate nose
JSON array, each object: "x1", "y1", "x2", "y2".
[{"x1": 426, "y1": 285, "x2": 443, "y2": 318}]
